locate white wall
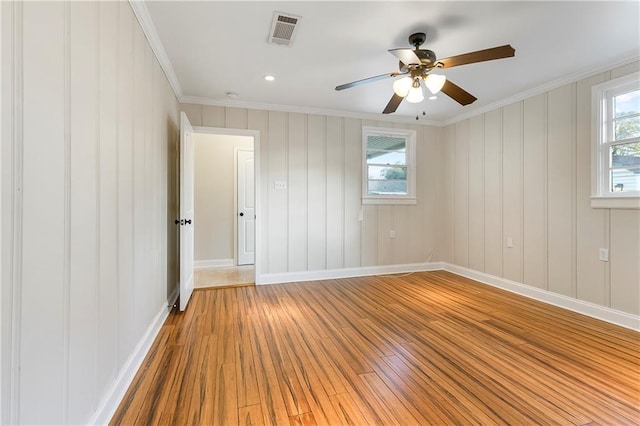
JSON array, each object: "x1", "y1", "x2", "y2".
[
  {"x1": 180, "y1": 105, "x2": 444, "y2": 275},
  {"x1": 194, "y1": 133, "x2": 253, "y2": 264},
  {"x1": 441, "y1": 61, "x2": 640, "y2": 317},
  {"x1": 1, "y1": 2, "x2": 178, "y2": 424}
]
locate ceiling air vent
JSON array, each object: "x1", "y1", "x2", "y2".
[{"x1": 268, "y1": 12, "x2": 301, "y2": 47}]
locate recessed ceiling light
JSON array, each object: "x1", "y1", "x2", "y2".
[
  {"x1": 264, "y1": 75, "x2": 275, "y2": 81},
  {"x1": 429, "y1": 95, "x2": 437, "y2": 100}
]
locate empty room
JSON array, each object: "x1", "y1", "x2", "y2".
[{"x1": 1, "y1": 1, "x2": 639, "y2": 425}]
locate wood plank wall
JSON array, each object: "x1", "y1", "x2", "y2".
[
  {"x1": 441, "y1": 61, "x2": 640, "y2": 317},
  {"x1": 179, "y1": 105, "x2": 444, "y2": 275},
  {"x1": 2, "y1": 2, "x2": 637, "y2": 424},
  {"x1": 1, "y1": 2, "x2": 179, "y2": 424}
]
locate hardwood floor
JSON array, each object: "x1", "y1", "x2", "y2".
[{"x1": 110, "y1": 271, "x2": 640, "y2": 425}]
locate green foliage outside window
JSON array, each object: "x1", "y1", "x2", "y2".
[{"x1": 381, "y1": 167, "x2": 406, "y2": 180}]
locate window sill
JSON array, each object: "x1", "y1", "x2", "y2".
[
  {"x1": 362, "y1": 197, "x2": 417, "y2": 206},
  {"x1": 590, "y1": 196, "x2": 640, "y2": 210}
]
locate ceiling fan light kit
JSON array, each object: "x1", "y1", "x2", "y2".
[
  {"x1": 406, "y1": 79, "x2": 425, "y2": 103},
  {"x1": 425, "y1": 74, "x2": 447, "y2": 94},
  {"x1": 335, "y1": 32, "x2": 515, "y2": 115},
  {"x1": 392, "y1": 76, "x2": 413, "y2": 97}
]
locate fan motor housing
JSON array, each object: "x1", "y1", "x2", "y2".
[
  {"x1": 408, "y1": 32, "x2": 436, "y2": 66},
  {"x1": 415, "y1": 49, "x2": 436, "y2": 65},
  {"x1": 398, "y1": 49, "x2": 437, "y2": 73}
]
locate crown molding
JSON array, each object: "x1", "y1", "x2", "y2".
[
  {"x1": 441, "y1": 54, "x2": 640, "y2": 127},
  {"x1": 130, "y1": 0, "x2": 638, "y2": 129},
  {"x1": 179, "y1": 95, "x2": 442, "y2": 126},
  {"x1": 129, "y1": 0, "x2": 183, "y2": 99},
  {"x1": 128, "y1": 0, "x2": 440, "y2": 127}
]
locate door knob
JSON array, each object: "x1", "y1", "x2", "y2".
[
  {"x1": 185, "y1": 219, "x2": 192, "y2": 224},
  {"x1": 239, "y1": 212, "x2": 244, "y2": 217}
]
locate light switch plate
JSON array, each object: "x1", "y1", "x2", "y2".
[{"x1": 599, "y1": 248, "x2": 609, "y2": 262}]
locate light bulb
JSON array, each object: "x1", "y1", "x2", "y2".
[
  {"x1": 392, "y1": 77, "x2": 413, "y2": 97},
  {"x1": 406, "y1": 80, "x2": 424, "y2": 103},
  {"x1": 425, "y1": 74, "x2": 446, "y2": 94}
]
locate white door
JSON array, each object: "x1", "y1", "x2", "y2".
[
  {"x1": 179, "y1": 112, "x2": 195, "y2": 311},
  {"x1": 237, "y1": 150, "x2": 255, "y2": 265}
]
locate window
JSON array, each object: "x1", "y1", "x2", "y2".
[
  {"x1": 362, "y1": 126, "x2": 416, "y2": 205},
  {"x1": 592, "y1": 73, "x2": 640, "y2": 209}
]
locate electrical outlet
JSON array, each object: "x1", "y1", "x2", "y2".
[
  {"x1": 274, "y1": 180, "x2": 287, "y2": 190},
  {"x1": 599, "y1": 248, "x2": 609, "y2": 262}
]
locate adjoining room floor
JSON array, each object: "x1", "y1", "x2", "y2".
[
  {"x1": 111, "y1": 271, "x2": 640, "y2": 425},
  {"x1": 194, "y1": 265, "x2": 254, "y2": 288}
]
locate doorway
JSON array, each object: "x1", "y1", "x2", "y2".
[{"x1": 190, "y1": 127, "x2": 259, "y2": 288}]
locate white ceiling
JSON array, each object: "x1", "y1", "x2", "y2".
[{"x1": 142, "y1": 1, "x2": 640, "y2": 124}]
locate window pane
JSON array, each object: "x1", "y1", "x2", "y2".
[
  {"x1": 614, "y1": 115, "x2": 640, "y2": 140},
  {"x1": 368, "y1": 180, "x2": 407, "y2": 195},
  {"x1": 368, "y1": 165, "x2": 407, "y2": 180},
  {"x1": 611, "y1": 141, "x2": 640, "y2": 192},
  {"x1": 614, "y1": 89, "x2": 640, "y2": 118},
  {"x1": 366, "y1": 149, "x2": 406, "y2": 165},
  {"x1": 611, "y1": 167, "x2": 640, "y2": 192},
  {"x1": 362, "y1": 127, "x2": 416, "y2": 202},
  {"x1": 611, "y1": 142, "x2": 640, "y2": 167},
  {"x1": 367, "y1": 135, "x2": 406, "y2": 151}
]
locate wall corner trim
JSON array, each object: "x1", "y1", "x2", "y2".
[
  {"x1": 442, "y1": 262, "x2": 640, "y2": 331},
  {"x1": 89, "y1": 294, "x2": 176, "y2": 425}
]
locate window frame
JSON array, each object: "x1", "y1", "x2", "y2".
[
  {"x1": 362, "y1": 126, "x2": 417, "y2": 205},
  {"x1": 591, "y1": 72, "x2": 640, "y2": 209}
]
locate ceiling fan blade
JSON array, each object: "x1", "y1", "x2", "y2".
[
  {"x1": 382, "y1": 93, "x2": 404, "y2": 114},
  {"x1": 441, "y1": 80, "x2": 477, "y2": 106},
  {"x1": 437, "y1": 44, "x2": 515, "y2": 68},
  {"x1": 335, "y1": 72, "x2": 400, "y2": 91},
  {"x1": 388, "y1": 48, "x2": 421, "y2": 66}
]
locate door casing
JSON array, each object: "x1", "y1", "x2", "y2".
[{"x1": 192, "y1": 126, "x2": 260, "y2": 282}]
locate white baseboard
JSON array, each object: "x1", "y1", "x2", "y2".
[
  {"x1": 89, "y1": 294, "x2": 175, "y2": 425},
  {"x1": 258, "y1": 261, "x2": 639, "y2": 331},
  {"x1": 442, "y1": 263, "x2": 640, "y2": 332},
  {"x1": 194, "y1": 258, "x2": 234, "y2": 270},
  {"x1": 256, "y1": 262, "x2": 444, "y2": 285}
]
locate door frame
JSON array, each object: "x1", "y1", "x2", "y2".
[{"x1": 192, "y1": 126, "x2": 261, "y2": 282}]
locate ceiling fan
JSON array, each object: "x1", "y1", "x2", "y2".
[{"x1": 335, "y1": 32, "x2": 515, "y2": 114}]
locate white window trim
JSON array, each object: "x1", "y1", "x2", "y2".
[
  {"x1": 591, "y1": 72, "x2": 640, "y2": 209},
  {"x1": 362, "y1": 126, "x2": 417, "y2": 205}
]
